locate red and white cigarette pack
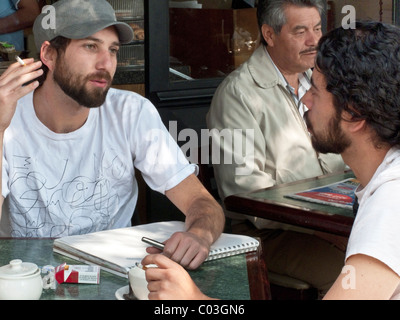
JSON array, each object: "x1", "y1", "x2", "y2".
[{"x1": 55, "y1": 263, "x2": 100, "y2": 284}]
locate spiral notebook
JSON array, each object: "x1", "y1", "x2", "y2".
[{"x1": 53, "y1": 221, "x2": 259, "y2": 278}]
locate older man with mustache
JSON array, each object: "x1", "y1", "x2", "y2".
[{"x1": 207, "y1": 0, "x2": 346, "y2": 297}]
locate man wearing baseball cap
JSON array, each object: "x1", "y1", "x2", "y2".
[
  {"x1": 33, "y1": 0, "x2": 134, "y2": 51},
  {"x1": 0, "y1": 0, "x2": 225, "y2": 271}
]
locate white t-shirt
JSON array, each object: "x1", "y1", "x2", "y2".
[
  {"x1": 346, "y1": 147, "x2": 400, "y2": 299},
  {"x1": 1, "y1": 89, "x2": 196, "y2": 238}
]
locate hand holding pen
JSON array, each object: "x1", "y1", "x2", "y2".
[{"x1": 142, "y1": 231, "x2": 209, "y2": 270}]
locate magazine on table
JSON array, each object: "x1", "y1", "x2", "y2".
[{"x1": 285, "y1": 178, "x2": 359, "y2": 210}]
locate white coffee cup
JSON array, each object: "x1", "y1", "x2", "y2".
[{"x1": 128, "y1": 265, "x2": 150, "y2": 300}]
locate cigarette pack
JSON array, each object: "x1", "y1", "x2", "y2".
[{"x1": 55, "y1": 263, "x2": 100, "y2": 284}]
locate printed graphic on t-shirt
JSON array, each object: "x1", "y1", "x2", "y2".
[{"x1": 7, "y1": 151, "x2": 130, "y2": 238}]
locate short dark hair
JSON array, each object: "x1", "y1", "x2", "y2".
[
  {"x1": 37, "y1": 36, "x2": 71, "y2": 87},
  {"x1": 316, "y1": 21, "x2": 400, "y2": 147},
  {"x1": 257, "y1": 0, "x2": 325, "y2": 46}
]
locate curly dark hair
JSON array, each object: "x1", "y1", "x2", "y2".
[{"x1": 316, "y1": 21, "x2": 400, "y2": 148}]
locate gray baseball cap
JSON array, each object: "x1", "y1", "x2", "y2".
[{"x1": 33, "y1": 0, "x2": 134, "y2": 51}]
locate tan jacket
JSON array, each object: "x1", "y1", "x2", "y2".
[{"x1": 206, "y1": 45, "x2": 345, "y2": 229}]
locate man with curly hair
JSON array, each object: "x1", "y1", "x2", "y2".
[{"x1": 303, "y1": 20, "x2": 400, "y2": 299}]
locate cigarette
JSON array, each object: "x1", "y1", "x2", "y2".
[
  {"x1": 15, "y1": 56, "x2": 26, "y2": 66},
  {"x1": 135, "y1": 263, "x2": 148, "y2": 270}
]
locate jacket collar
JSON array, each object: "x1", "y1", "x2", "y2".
[
  {"x1": 247, "y1": 45, "x2": 312, "y2": 90},
  {"x1": 247, "y1": 45, "x2": 283, "y2": 89}
]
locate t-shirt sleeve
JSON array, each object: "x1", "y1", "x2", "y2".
[
  {"x1": 129, "y1": 98, "x2": 196, "y2": 194},
  {"x1": 346, "y1": 180, "x2": 400, "y2": 277}
]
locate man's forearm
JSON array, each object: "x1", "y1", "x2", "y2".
[
  {"x1": 0, "y1": 5, "x2": 40, "y2": 35},
  {"x1": 185, "y1": 196, "x2": 225, "y2": 247}
]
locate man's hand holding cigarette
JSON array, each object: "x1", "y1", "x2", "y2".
[{"x1": 0, "y1": 58, "x2": 42, "y2": 132}]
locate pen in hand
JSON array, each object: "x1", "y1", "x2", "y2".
[{"x1": 141, "y1": 237, "x2": 165, "y2": 251}]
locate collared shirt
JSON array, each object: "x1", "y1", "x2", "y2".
[
  {"x1": 265, "y1": 48, "x2": 311, "y2": 117},
  {"x1": 207, "y1": 45, "x2": 346, "y2": 230}
]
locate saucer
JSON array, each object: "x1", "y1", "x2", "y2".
[{"x1": 115, "y1": 285, "x2": 138, "y2": 300}]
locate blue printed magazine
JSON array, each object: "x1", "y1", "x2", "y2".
[{"x1": 285, "y1": 178, "x2": 360, "y2": 210}]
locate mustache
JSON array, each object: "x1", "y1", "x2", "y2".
[
  {"x1": 300, "y1": 47, "x2": 318, "y2": 54},
  {"x1": 87, "y1": 71, "x2": 112, "y2": 82}
]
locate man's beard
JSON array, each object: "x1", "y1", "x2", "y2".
[
  {"x1": 53, "y1": 57, "x2": 112, "y2": 108},
  {"x1": 305, "y1": 111, "x2": 351, "y2": 154}
]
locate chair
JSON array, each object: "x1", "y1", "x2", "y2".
[{"x1": 196, "y1": 145, "x2": 318, "y2": 300}]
